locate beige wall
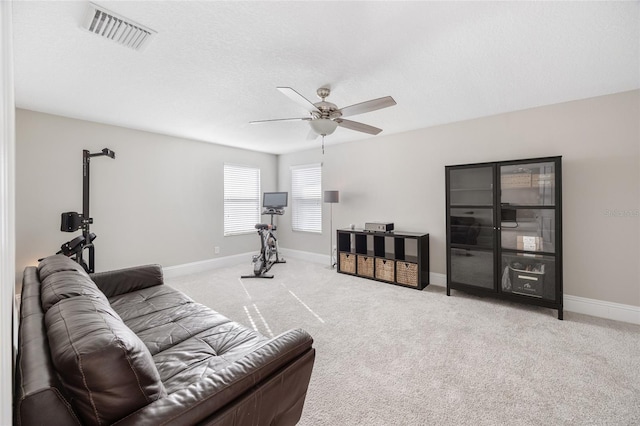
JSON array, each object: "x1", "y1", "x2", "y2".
[
  {"x1": 15, "y1": 109, "x2": 277, "y2": 280},
  {"x1": 277, "y1": 90, "x2": 640, "y2": 307},
  {"x1": 15, "y1": 91, "x2": 640, "y2": 306}
]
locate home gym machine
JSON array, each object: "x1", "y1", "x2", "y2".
[
  {"x1": 241, "y1": 192, "x2": 287, "y2": 279},
  {"x1": 48, "y1": 148, "x2": 115, "y2": 273}
]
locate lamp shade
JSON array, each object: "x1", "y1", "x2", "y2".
[
  {"x1": 324, "y1": 190, "x2": 339, "y2": 203},
  {"x1": 310, "y1": 118, "x2": 338, "y2": 136}
]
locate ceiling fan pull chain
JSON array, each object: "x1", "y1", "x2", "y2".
[{"x1": 322, "y1": 135, "x2": 325, "y2": 154}]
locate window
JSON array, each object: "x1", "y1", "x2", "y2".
[
  {"x1": 291, "y1": 164, "x2": 322, "y2": 233},
  {"x1": 224, "y1": 164, "x2": 260, "y2": 236}
]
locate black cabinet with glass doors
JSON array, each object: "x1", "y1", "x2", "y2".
[{"x1": 445, "y1": 156, "x2": 563, "y2": 319}]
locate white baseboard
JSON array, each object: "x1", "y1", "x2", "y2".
[
  {"x1": 564, "y1": 295, "x2": 640, "y2": 325},
  {"x1": 162, "y1": 248, "x2": 330, "y2": 279},
  {"x1": 279, "y1": 248, "x2": 330, "y2": 265},
  {"x1": 437, "y1": 272, "x2": 639, "y2": 325},
  {"x1": 164, "y1": 250, "x2": 640, "y2": 325},
  {"x1": 429, "y1": 272, "x2": 447, "y2": 287},
  {"x1": 162, "y1": 252, "x2": 254, "y2": 279}
]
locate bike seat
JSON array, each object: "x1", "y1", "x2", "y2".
[{"x1": 255, "y1": 223, "x2": 273, "y2": 230}]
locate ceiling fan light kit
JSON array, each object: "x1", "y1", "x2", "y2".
[
  {"x1": 251, "y1": 86, "x2": 396, "y2": 151},
  {"x1": 309, "y1": 118, "x2": 338, "y2": 136}
]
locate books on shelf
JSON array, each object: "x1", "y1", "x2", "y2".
[{"x1": 517, "y1": 235, "x2": 543, "y2": 251}]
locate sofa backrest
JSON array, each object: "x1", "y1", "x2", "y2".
[
  {"x1": 38, "y1": 254, "x2": 108, "y2": 312},
  {"x1": 41, "y1": 270, "x2": 110, "y2": 312},
  {"x1": 45, "y1": 296, "x2": 166, "y2": 425},
  {"x1": 38, "y1": 254, "x2": 88, "y2": 280},
  {"x1": 15, "y1": 255, "x2": 166, "y2": 426},
  {"x1": 14, "y1": 266, "x2": 81, "y2": 426}
]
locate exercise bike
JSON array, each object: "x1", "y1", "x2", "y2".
[
  {"x1": 241, "y1": 208, "x2": 286, "y2": 278},
  {"x1": 241, "y1": 192, "x2": 288, "y2": 279}
]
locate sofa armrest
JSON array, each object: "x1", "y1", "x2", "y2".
[
  {"x1": 90, "y1": 264, "x2": 164, "y2": 298},
  {"x1": 113, "y1": 328, "x2": 315, "y2": 426}
]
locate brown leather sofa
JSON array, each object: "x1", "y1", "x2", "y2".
[{"x1": 15, "y1": 255, "x2": 315, "y2": 425}]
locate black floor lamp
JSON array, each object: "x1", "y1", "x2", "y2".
[{"x1": 324, "y1": 190, "x2": 339, "y2": 268}]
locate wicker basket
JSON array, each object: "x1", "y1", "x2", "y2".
[
  {"x1": 357, "y1": 256, "x2": 374, "y2": 278},
  {"x1": 375, "y1": 258, "x2": 395, "y2": 282},
  {"x1": 396, "y1": 261, "x2": 418, "y2": 287},
  {"x1": 339, "y1": 253, "x2": 356, "y2": 274}
]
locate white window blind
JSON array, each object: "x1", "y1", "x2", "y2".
[
  {"x1": 224, "y1": 164, "x2": 260, "y2": 236},
  {"x1": 291, "y1": 164, "x2": 322, "y2": 233}
]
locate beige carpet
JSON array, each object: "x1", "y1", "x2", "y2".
[{"x1": 166, "y1": 258, "x2": 640, "y2": 426}]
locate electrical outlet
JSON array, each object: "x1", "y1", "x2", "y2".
[{"x1": 214, "y1": 246, "x2": 220, "y2": 254}]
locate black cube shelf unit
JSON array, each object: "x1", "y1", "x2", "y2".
[{"x1": 336, "y1": 229, "x2": 430, "y2": 290}]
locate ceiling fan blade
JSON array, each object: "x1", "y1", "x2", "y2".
[
  {"x1": 277, "y1": 87, "x2": 320, "y2": 114},
  {"x1": 249, "y1": 117, "x2": 311, "y2": 124},
  {"x1": 335, "y1": 119, "x2": 382, "y2": 135},
  {"x1": 339, "y1": 96, "x2": 397, "y2": 118}
]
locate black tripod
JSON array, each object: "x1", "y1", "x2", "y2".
[{"x1": 46, "y1": 148, "x2": 115, "y2": 273}]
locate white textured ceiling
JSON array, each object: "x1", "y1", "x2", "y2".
[{"x1": 12, "y1": 1, "x2": 640, "y2": 154}]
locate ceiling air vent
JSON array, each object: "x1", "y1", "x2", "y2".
[{"x1": 82, "y1": 3, "x2": 156, "y2": 51}]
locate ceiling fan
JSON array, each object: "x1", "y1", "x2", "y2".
[{"x1": 250, "y1": 87, "x2": 397, "y2": 140}]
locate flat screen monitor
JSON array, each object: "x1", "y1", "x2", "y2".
[{"x1": 263, "y1": 192, "x2": 288, "y2": 208}]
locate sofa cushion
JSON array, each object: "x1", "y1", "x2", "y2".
[
  {"x1": 45, "y1": 296, "x2": 166, "y2": 425},
  {"x1": 38, "y1": 255, "x2": 109, "y2": 312},
  {"x1": 38, "y1": 254, "x2": 89, "y2": 281},
  {"x1": 108, "y1": 284, "x2": 193, "y2": 322},
  {"x1": 128, "y1": 302, "x2": 235, "y2": 355},
  {"x1": 153, "y1": 320, "x2": 268, "y2": 394},
  {"x1": 40, "y1": 270, "x2": 109, "y2": 312},
  {"x1": 108, "y1": 285, "x2": 258, "y2": 356}
]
